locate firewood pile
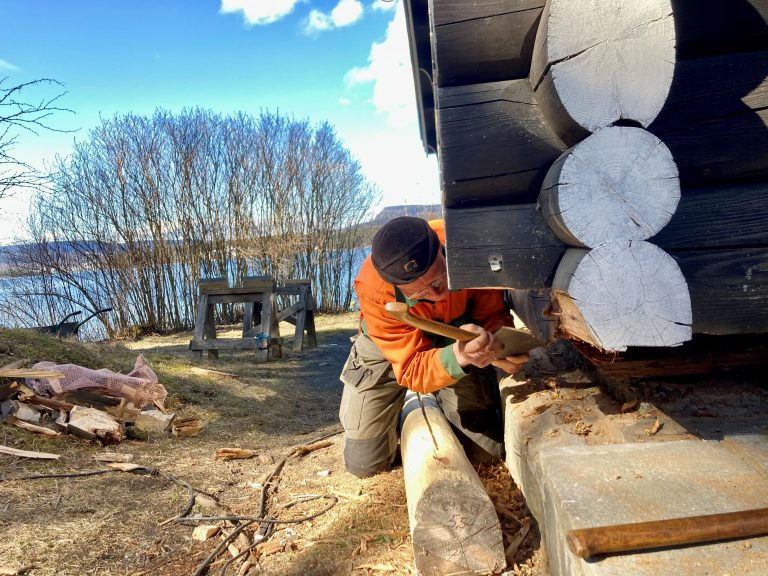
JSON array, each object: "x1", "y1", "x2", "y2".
[{"x1": 0, "y1": 356, "x2": 199, "y2": 456}]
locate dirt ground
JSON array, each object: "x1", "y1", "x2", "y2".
[{"x1": 0, "y1": 313, "x2": 545, "y2": 576}]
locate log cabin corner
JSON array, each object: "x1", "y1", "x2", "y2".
[{"x1": 403, "y1": 0, "x2": 768, "y2": 369}]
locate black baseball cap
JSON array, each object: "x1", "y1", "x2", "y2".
[{"x1": 371, "y1": 217, "x2": 440, "y2": 284}]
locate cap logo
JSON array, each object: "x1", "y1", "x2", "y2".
[{"x1": 403, "y1": 259, "x2": 419, "y2": 274}]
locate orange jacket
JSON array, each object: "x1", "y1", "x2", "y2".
[{"x1": 355, "y1": 220, "x2": 513, "y2": 393}]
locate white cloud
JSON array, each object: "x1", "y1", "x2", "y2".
[
  {"x1": 371, "y1": 0, "x2": 397, "y2": 12},
  {"x1": 303, "y1": 0, "x2": 364, "y2": 34},
  {"x1": 0, "y1": 59, "x2": 19, "y2": 72},
  {"x1": 339, "y1": 0, "x2": 439, "y2": 212},
  {"x1": 220, "y1": 0, "x2": 304, "y2": 26},
  {"x1": 339, "y1": 97, "x2": 352, "y2": 106},
  {"x1": 344, "y1": 0, "x2": 414, "y2": 128}
]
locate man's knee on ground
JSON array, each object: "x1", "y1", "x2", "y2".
[{"x1": 342, "y1": 434, "x2": 397, "y2": 478}]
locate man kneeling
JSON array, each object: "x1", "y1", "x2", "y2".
[{"x1": 339, "y1": 216, "x2": 528, "y2": 477}]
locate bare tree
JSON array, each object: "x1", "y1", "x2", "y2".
[
  {"x1": 0, "y1": 77, "x2": 72, "y2": 199},
  {"x1": 2, "y1": 108, "x2": 378, "y2": 336}
]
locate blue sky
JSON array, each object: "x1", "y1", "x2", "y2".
[{"x1": 0, "y1": 0, "x2": 439, "y2": 244}]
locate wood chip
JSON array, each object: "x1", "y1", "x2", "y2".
[
  {"x1": 190, "y1": 367, "x2": 239, "y2": 379},
  {"x1": 68, "y1": 406, "x2": 125, "y2": 444},
  {"x1": 644, "y1": 417, "x2": 663, "y2": 436},
  {"x1": 11, "y1": 402, "x2": 42, "y2": 423},
  {"x1": 106, "y1": 462, "x2": 146, "y2": 472},
  {"x1": 354, "y1": 563, "x2": 398, "y2": 572},
  {"x1": 292, "y1": 440, "x2": 332, "y2": 457},
  {"x1": 93, "y1": 453, "x2": 134, "y2": 463},
  {"x1": 215, "y1": 447, "x2": 257, "y2": 460},
  {"x1": 0, "y1": 445, "x2": 60, "y2": 460},
  {"x1": 0, "y1": 566, "x2": 33, "y2": 576},
  {"x1": 0, "y1": 369, "x2": 63, "y2": 379},
  {"x1": 172, "y1": 418, "x2": 203, "y2": 437},
  {"x1": 620, "y1": 399, "x2": 640, "y2": 413},
  {"x1": 192, "y1": 525, "x2": 220, "y2": 541}
]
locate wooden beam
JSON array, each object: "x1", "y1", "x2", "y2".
[
  {"x1": 437, "y1": 79, "x2": 566, "y2": 207},
  {"x1": 675, "y1": 247, "x2": 768, "y2": 335},
  {"x1": 653, "y1": 182, "x2": 768, "y2": 249},
  {"x1": 400, "y1": 394, "x2": 505, "y2": 575},
  {"x1": 445, "y1": 204, "x2": 564, "y2": 289},
  {"x1": 429, "y1": 0, "x2": 545, "y2": 87},
  {"x1": 650, "y1": 49, "x2": 768, "y2": 187},
  {"x1": 671, "y1": 0, "x2": 768, "y2": 59}
]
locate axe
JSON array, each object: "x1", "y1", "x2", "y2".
[
  {"x1": 384, "y1": 302, "x2": 543, "y2": 358},
  {"x1": 566, "y1": 506, "x2": 768, "y2": 558}
]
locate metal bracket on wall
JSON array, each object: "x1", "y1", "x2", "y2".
[{"x1": 488, "y1": 255, "x2": 503, "y2": 272}]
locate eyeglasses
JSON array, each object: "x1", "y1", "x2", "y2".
[{"x1": 407, "y1": 278, "x2": 444, "y2": 300}]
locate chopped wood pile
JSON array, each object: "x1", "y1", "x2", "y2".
[{"x1": 0, "y1": 356, "x2": 179, "y2": 454}]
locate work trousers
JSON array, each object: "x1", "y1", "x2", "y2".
[{"x1": 338, "y1": 333, "x2": 504, "y2": 477}]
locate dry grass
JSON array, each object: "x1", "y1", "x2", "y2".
[{"x1": 0, "y1": 314, "x2": 543, "y2": 576}]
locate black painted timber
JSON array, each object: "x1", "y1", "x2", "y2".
[
  {"x1": 429, "y1": 0, "x2": 545, "y2": 87},
  {"x1": 672, "y1": 0, "x2": 768, "y2": 59},
  {"x1": 438, "y1": 79, "x2": 566, "y2": 208},
  {"x1": 675, "y1": 247, "x2": 768, "y2": 335},
  {"x1": 653, "y1": 183, "x2": 768, "y2": 249},
  {"x1": 650, "y1": 50, "x2": 768, "y2": 187}
]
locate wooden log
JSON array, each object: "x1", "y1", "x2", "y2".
[
  {"x1": 400, "y1": 393, "x2": 505, "y2": 575},
  {"x1": 649, "y1": 50, "x2": 768, "y2": 187},
  {"x1": 551, "y1": 241, "x2": 692, "y2": 351},
  {"x1": 675, "y1": 247, "x2": 768, "y2": 335},
  {"x1": 530, "y1": 0, "x2": 676, "y2": 145},
  {"x1": 539, "y1": 127, "x2": 680, "y2": 248},
  {"x1": 653, "y1": 182, "x2": 768, "y2": 249},
  {"x1": 444, "y1": 204, "x2": 564, "y2": 289},
  {"x1": 68, "y1": 405, "x2": 125, "y2": 444},
  {"x1": 579, "y1": 333, "x2": 768, "y2": 381},
  {"x1": 437, "y1": 79, "x2": 566, "y2": 207},
  {"x1": 429, "y1": 0, "x2": 546, "y2": 87}
]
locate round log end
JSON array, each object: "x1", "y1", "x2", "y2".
[
  {"x1": 554, "y1": 240, "x2": 692, "y2": 351},
  {"x1": 540, "y1": 127, "x2": 680, "y2": 248}
]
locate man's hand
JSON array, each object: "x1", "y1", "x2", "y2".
[
  {"x1": 492, "y1": 354, "x2": 529, "y2": 374},
  {"x1": 452, "y1": 324, "x2": 497, "y2": 368},
  {"x1": 452, "y1": 323, "x2": 529, "y2": 372}
]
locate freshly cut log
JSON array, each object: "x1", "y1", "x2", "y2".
[
  {"x1": 551, "y1": 241, "x2": 692, "y2": 351},
  {"x1": 400, "y1": 393, "x2": 505, "y2": 575},
  {"x1": 68, "y1": 405, "x2": 125, "y2": 444},
  {"x1": 530, "y1": 0, "x2": 675, "y2": 145},
  {"x1": 437, "y1": 79, "x2": 566, "y2": 207},
  {"x1": 539, "y1": 127, "x2": 680, "y2": 248}
]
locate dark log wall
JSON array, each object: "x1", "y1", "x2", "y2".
[
  {"x1": 438, "y1": 81, "x2": 565, "y2": 207},
  {"x1": 409, "y1": 0, "x2": 768, "y2": 344}
]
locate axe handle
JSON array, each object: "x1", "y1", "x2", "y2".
[
  {"x1": 567, "y1": 507, "x2": 768, "y2": 558},
  {"x1": 384, "y1": 302, "x2": 478, "y2": 342}
]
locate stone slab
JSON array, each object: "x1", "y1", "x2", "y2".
[{"x1": 502, "y1": 372, "x2": 768, "y2": 576}]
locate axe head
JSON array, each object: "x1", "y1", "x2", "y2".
[{"x1": 492, "y1": 326, "x2": 544, "y2": 358}]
